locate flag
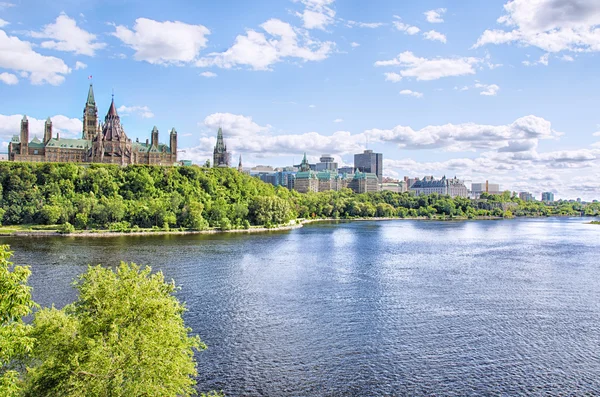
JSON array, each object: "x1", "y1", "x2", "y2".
[{"x1": 88, "y1": 75, "x2": 92, "y2": 79}]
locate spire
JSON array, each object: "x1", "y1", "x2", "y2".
[
  {"x1": 87, "y1": 84, "x2": 96, "y2": 106},
  {"x1": 107, "y1": 97, "x2": 118, "y2": 118},
  {"x1": 238, "y1": 154, "x2": 243, "y2": 172},
  {"x1": 22, "y1": 115, "x2": 27, "y2": 122},
  {"x1": 46, "y1": 117, "x2": 52, "y2": 123},
  {"x1": 215, "y1": 127, "x2": 225, "y2": 152}
]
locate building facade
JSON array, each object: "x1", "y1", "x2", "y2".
[
  {"x1": 354, "y1": 150, "x2": 383, "y2": 183},
  {"x1": 410, "y1": 176, "x2": 468, "y2": 198},
  {"x1": 9, "y1": 84, "x2": 177, "y2": 165},
  {"x1": 294, "y1": 153, "x2": 319, "y2": 193},
  {"x1": 213, "y1": 127, "x2": 231, "y2": 167},
  {"x1": 315, "y1": 154, "x2": 338, "y2": 172},
  {"x1": 519, "y1": 192, "x2": 535, "y2": 202},
  {"x1": 541, "y1": 192, "x2": 555, "y2": 203}
]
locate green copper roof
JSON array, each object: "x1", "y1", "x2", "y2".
[
  {"x1": 22, "y1": 115, "x2": 27, "y2": 122},
  {"x1": 132, "y1": 141, "x2": 171, "y2": 154},
  {"x1": 215, "y1": 127, "x2": 226, "y2": 153},
  {"x1": 296, "y1": 171, "x2": 317, "y2": 179},
  {"x1": 46, "y1": 138, "x2": 91, "y2": 150},
  {"x1": 87, "y1": 84, "x2": 96, "y2": 106}
]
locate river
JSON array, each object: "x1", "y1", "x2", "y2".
[{"x1": 3, "y1": 218, "x2": 600, "y2": 396}]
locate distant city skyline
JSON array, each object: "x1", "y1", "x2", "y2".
[{"x1": 1, "y1": 0, "x2": 600, "y2": 200}]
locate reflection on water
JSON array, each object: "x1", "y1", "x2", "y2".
[{"x1": 3, "y1": 218, "x2": 600, "y2": 396}]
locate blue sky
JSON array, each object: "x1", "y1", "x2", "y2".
[{"x1": 1, "y1": 0, "x2": 600, "y2": 200}]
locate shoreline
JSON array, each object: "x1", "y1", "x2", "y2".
[{"x1": 0, "y1": 215, "x2": 588, "y2": 238}]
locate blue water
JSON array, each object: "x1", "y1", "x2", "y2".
[{"x1": 3, "y1": 218, "x2": 600, "y2": 396}]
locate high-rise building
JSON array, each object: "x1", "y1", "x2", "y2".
[
  {"x1": 354, "y1": 150, "x2": 383, "y2": 183},
  {"x1": 519, "y1": 192, "x2": 534, "y2": 202},
  {"x1": 315, "y1": 154, "x2": 338, "y2": 172},
  {"x1": 213, "y1": 128, "x2": 231, "y2": 167},
  {"x1": 541, "y1": 192, "x2": 554, "y2": 203},
  {"x1": 471, "y1": 181, "x2": 501, "y2": 198}
]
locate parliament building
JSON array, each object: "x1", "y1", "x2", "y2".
[{"x1": 9, "y1": 84, "x2": 177, "y2": 165}]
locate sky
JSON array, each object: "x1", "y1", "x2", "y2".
[{"x1": 1, "y1": 0, "x2": 600, "y2": 200}]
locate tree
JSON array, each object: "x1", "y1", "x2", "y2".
[
  {"x1": 0, "y1": 245, "x2": 37, "y2": 397},
  {"x1": 24, "y1": 263, "x2": 203, "y2": 397}
]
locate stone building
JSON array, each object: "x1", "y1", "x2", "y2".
[
  {"x1": 213, "y1": 127, "x2": 231, "y2": 167},
  {"x1": 9, "y1": 84, "x2": 177, "y2": 165},
  {"x1": 409, "y1": 176, "x2": 468, "y2": 198},
  {"x1": 294, "y1": 153, "x2": 319, "y2": 193},
  {"x1": 346, "y1": 169, "x2": 379, "y2": 193}
]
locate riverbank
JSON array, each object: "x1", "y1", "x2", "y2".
[{"x1": 0, "y1": 215, "x2": 534, "y2": 238}]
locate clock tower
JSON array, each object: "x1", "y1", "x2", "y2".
[{"x1": 83, "y1": 84, "x2": 99, "y2": 140}]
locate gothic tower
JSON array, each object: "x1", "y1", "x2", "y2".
[
  {"x1": 213, "y1": 127, "x2": 231, "y2": 167},
  {"x1": 238, "y1": 154, "x2": 243, "y2": 172},
  {"x1": 170, "y1": 128, "x2": 177, "y2": 157},
  {"x1": 20, "y1": 115, "x2": 29, "y2": 155},
  {"x1": 83, "y1": 84, "x2": 98, "y2": 140},
  {"x1": 151, "y1": 126, "x2": 159, "y2": 147},
  {"x1": 300, "y1": 152, "x2": 310, "y2": 172},
  {"x1": 44, "y1": 117, "x2": 52, "y2": 144}
]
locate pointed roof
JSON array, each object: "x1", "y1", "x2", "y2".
[
  {"x1": 170, "y1": 127, "x2": 177, "y2": 134},
  {"x1": 22, "y1": 115, "x2": 27, "y2": 122},
  {"x1": 86, "y1": 84, "x2": 96, "y2": 106},
  {"x1": 107, "y1": 98, "x2": 118, "y2": 118},
  {"x1": 46, "y1": 117, "x2": 52, "y2": 124},
  {"x1": 238, "y1": 154, "x2": 242, "y2": 165},
  {"x1": 214, "y1": 127, "x2": 226, "y2": 153}
]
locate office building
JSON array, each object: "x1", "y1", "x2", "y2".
[
  {"x1": 354, "y1": 150, "x2": 383, "y2": 183},
  {"x1": 541, "y1": 192, "x2": 555, "y2": 203}
]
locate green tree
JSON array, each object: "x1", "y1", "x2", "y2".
[
  {"x1": 0, "y1": 245, "x2": 37, "y2": 397},
  {"x1": 25, "y1": 263, "x2": 203, "y2": 397}
]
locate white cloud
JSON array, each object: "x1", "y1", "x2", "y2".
[
  {"x1": 308, "y1": 104, "x2": 316, "y2": 108},
  {"x1": 0, "y1": 30, "x2": 71, "y2": 85},
  {"x1": 561, "y1": 54, "x2": 575, "y2": 61},
  {"x1": 0, "y1": 72, "x2": 18, "y2": 85},
  {"x1": 425, "y1": 8, "x2": 447, "y2": 23},
  {"x1": 117, "y1": 105, "x2": 155, "y2": 119},
  {"x1": 196, "y1": 19, "x2": 334, "y2": 71},
  {"x1": 346, "y1": 21, "x2": 385, "y2": 28},
  {"x1": 423, "y1": 30, "x2": 447, "y2": 43},
  {"x1": 0, "y1": 2, "x2": 15, "y2": 8},
  {"x1": 384, "y1": 72, "x2": 402, "y2": 82},
  {"x1": 294, "y1": 0, "x2": 336, "y2": 30},
  {"x1": 112, "y1": 18, "x2": 210, "y2": 65},
  {"x1": 474, "y1": 0, "x2": 600, "y2": 53},
  {"x1": 200, "y1": 71, "x2": 217, "y2": 78},
  {"x1": 375, "y1": 51, "x2": 481, "y2": 81},
  {"x1": 30, "y1": 13, "x2": 106, "y2": 56},
  {"x1": 0, "y1": 18, "x2": 8, "y2": 28},
  {"x1": 350, "y1": 42, "x2": 360, "y2": 48},
  {"x1": 366, "y1": 115, "x2": 559, "y2": 152},
  {"x1": 399, "y1": 89, "x2": 423, "y2": 98},
  {"x1": 203, "y1": 113, "x2": 269, "y2": 137},
  {"x1": 333, "y1": 118, "x2": 343, "y2": 123},
  {"x1": 475, "y1": 82, "x2": 500, "y2": 96},
  {"x1": 523, "y1": 53, "x2": 550, "y2": 66},
  {"x1": 74, "y1": 61, "x2": 87, "y2": 70},
  {"x1": 393, "y1": 18, "x2": 420, "y2": 35},
  {"x1": 0, "y1": 114, "x2": 82, "y2": 140}
]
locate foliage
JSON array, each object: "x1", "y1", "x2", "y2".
[
  {"x1": 0, "y1": 163, "x2": 597, "y2": 233},
  {"x1": 0, "y1": 246, "x2": 37, "y2": 397},
  {"x1": 24, "y1": 262, "x2": 203, "y2": 397}
]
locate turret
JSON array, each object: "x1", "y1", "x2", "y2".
[
  {"x1": 170, "y1": 128, "x2": 177, "y2": 158},
  {"x1": 300, "y1": 152, "x2": 310, "y2": 172},
  {"x1": 20, "y1": 115, "x2": 29, "y2": 155},
  {"x1": 151, "y1": 126, "x2": 159, "y2": 148},
  {"x1": 44, "y1": 117, "x2": 52, "y2": 144},
  {"x1": 238, "y1": 154, "x2": 243, "y2": 172}
]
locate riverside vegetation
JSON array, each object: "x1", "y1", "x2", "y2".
[
  {"x1": 0, "y1": 162, "x2": 598, "y2": 234},
  {"x1": 0, "y1": 245, "x2": 221, "y2": 397}
]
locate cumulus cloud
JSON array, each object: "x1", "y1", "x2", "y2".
[
  {"x1": 117, "y1": 105, "x2": 155, "y2": 118},
  {"x1": 393, "y1": 17, "x2": 420, "y2": 35},
  {"x1": 350, "y1": 42, "x2": 360, "y2": 48},
  {"x1": 0, "y1": 30, "x2": 71, "y2": 85},
  {"x1": 475, "y1": 82, "x2": 500, "y2": 96},
  {"x1": 375, "y1": 51, "x2": 481, "y2": 81},
  {"x1": 294, "y1": 0, "x2": 336, "y2": 30},
  {"x1": 196, "y1": 19, "x2": 334, "y2": 71},
  {"x1": 384, "y1": 72, "x2": 402, "y2": 82},
  {"x1": 423, "y1": 30, "x2": 447, "y2": 43},
  {"x1": 473, "y1": 0, "x2": 600, "y2": 53},
  {"x1": 30, "y1": 13, "x2": 106, "y2": 56},
  {"x1": 0, "y1": 72, "x2": 18, "y2": 85},
  {"x1": 203, "y1": 113, "x2": 270, "y2": 137},
  {"x1": 365, "y1": 115, "x2": 559, "y2": 151},
  {"x1": 399, "y1": 89, "x2": 423, "y2": 98},
  {"x1": 112, "y1": 18, "x2": 210, "y2": 65},
  {"x1": 200, "y1": 71, "x2": 217, "y2": 78},
  {"x1": 0, "y1": 18, "x2": 8, "y2": 27},
  {"x1": 425, "y1": 8, "x2": 446, "y2": 23},
  {"x1": 0, "y1": 114, "x2": 82, "y2": 140},
  {"x1": 74, "y1": 61, "x2": 87, "y2": 70}
]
